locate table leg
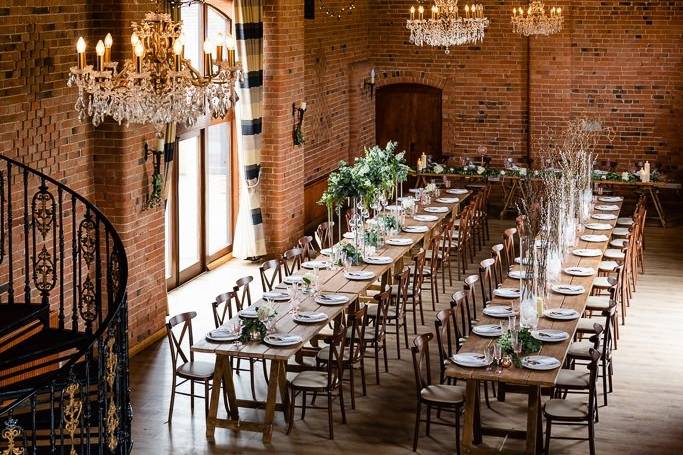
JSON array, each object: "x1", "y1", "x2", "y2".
[
  {"x1": 462, "y1": 379, "x2": 478, "y2": 454},
  {"x1": 262, "y1": 359, "x2": 283, "y2": 443},
  {"x1": 278, "y1": 360, "x2": 290, "y2": 422},
  {"x1": 221, "y1": 355, "x2": 239, "y2": 420},
  {"x1": 648, "y1": 187, "x2": 667, "y2": 227},
  {"x1": 206, "y1": 355, "x2": 229, "y2": 441},
  {"x1": 525, "y1": 385, "x2": 541, "y2": 455}
]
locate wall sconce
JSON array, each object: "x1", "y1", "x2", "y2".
[
  {"x1": 363, "y1": 68, "x2": 376, "y2": 98},
  {"x1": 292, "y1": 101, "x2": 307, "y2": 146}
]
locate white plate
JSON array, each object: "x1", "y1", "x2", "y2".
[
  {"x1": 316, "y1": 294, "x2": 350, "y2": 305},
  {"x1": 384, "y1": 204, "x2": 403, "y2": 211},
  {"x1": 595, "y1": 204, "x2": 620, "y2": 211},
  {"x1": 572, "y1": 248, "x2": 602, "y2": 257},
  {"x1": 206, "y1": 329, "x2": 240, "y2": 343},
  {"x1": 414, "y1": 214, "x2": 439, "y2": 222},
  {"x1": 320, "y1": 247, "x2": 333, "y2": 256},
  {"x1": 598, "y1": 196, "x2": 623, "y2": 202},
  {"x1": 408, "y1": 188, "x2": 423, "y2": 193},
  {"x1": 263, "y1": 291, "x2": 291, "y2": 301},
  {"x1": 531, "y1": 330, "x2": 569, "y2": 343},
  {"x1": 544, "y1": 308, "x2": 580, "y2": 320},
  {"x1": 343, "y1": 232, "x2": 355, "y2": 239},
  {"x1": 612, "y1": 227, "x2": 630, "y2": 236},
  {"x1": 386, "y1": 238, "x2": 413, "y2": 246},
  {"x1": 551, "y1": 284, "x2": 585, "y2": 295},
  {"x1": 580, "y1": 234, "x2": 608, "y2": 242},
  {"x1": 585, "y1": 223, "x2": 612, "y2": 231},
  {"x1": 592, "y1": 213, "x2": 617, "y2": 220},
  {"x1": 617, "y1": 217, "x2": 634, "y2": 226},
  {"x1": 436, "y1": 197, "x2": 459, "y2": 204},
  {"x1": 264, "y1": 334, "x2": 303, "y2": 347},
  {"x1": 610, "y1": 239, "x2": 627, "y2": 248},
  {"x1": 451, "y1": 352, "x2": 492, "y2": 368},
  {"x1": 508, "y1": 270, "x2": 528, "y2": 280},
  {"x1": 293, "y1": 312, "x2": 328, "y2": 324},
  {"x1": 364, "y1": 256, "x2": 393, "y2": 265},
  {"x1": 563, "y1": 267, "x2": 595, "y2": 277},
  {"x1": 483, "y1": 305, "x2": 514, "y2": 318},
  {"x1": 604, "y1": 249, "x2": 625, "y2": 259},
  {"x1": 521, "y1": 355, "x2": 561, "y2": 371},
  {"x1": 302, "y1": 260, "x2": 332, "y2": 270},
  {"x1": 283, "y1": 275, "x2": 305, "y2": 285},
  {"x1": 424, "y1": 206, "x2": 448, "y2": 213},
  {"x1": 446, "y1": 188, "x2": 469, "y2": 195},
  {"x1": 403, "y1": 225, "x2": 429, "y2": 233},
  {"x1": 344, "y1": 271, "x2": 376, "y2": 281},
  {"x1": 239, "y1": 308, "x2": 258, "y2": 319},
  {"x1": 472, "y1": 324, "x2": 503, "y2": 337},
  {"x1": 514, "y1": 256, "x2": 531, "y2": 265},
  {"x1": 494, "y1": 287, "x2": 521, "y2": 298}
]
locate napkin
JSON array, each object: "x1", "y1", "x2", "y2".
[
  {"x1": 297, "y1": 312, "x2": 327, "y2": 320},
  {"x1": 475, "y1": 325, "x2": 501, "y2": 333},
  {"x1": 269, "y1": 335, "x2": 300, "y2": 343},
  {"x1": 538, "y1": 331, "x2": 566, "y2": 339},
  {"x1": 455, "y1": 354, "x2": 486, "y2": 363},
  {"x1": 549, "y1": 309, "x2": 577, "y2": 316},
  {"x1": 319, "y1": 294, "x2": 345, "y2": 301},
  {"x1": 209, "y1": 329, "x2": 235, "y2": 339},
  {"x1": 525, "y1": 357, "x2": 559, "y2": 366},
  {"x1": 264, "y1": 291, "x2": 289, "y2": 299},
  {"x1": 487, "y1": 306, "x2": 512, "y2": 314}
]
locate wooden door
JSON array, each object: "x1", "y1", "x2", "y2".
[{"x1": 375, "y1": 84, "x2": 442, "y2": 167}]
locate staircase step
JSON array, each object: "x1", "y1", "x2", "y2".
[
  {"x1": 0, "y1": 303, "x2": 47, "y2": 338},
  {"x1": 0, "y1": 328, "x2": 89, "y2": 373}
]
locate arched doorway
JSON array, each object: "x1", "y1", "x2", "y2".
[{"x1": 375, "y1": 84, "x2": 443, "y2": 166}]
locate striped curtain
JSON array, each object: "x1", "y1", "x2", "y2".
[{"x1": 233, "y1": 0, "x2": 266, "y2": 259}]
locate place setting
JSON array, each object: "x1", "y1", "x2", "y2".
[
  {"x1": 598, "y1": 196, "x2": 623, "y2": 203},
  {"x1": 205, "y1": 324, "x2": 241, "y2": 343},
  {"x1": 423, "y1": 206, "x2": 449, "y2": 213},
  {"x1": 315, "y1": 293, "x2": 350, "y2": 305},
  {"x1": 572, "y1": 248, "x2": 602, "y2": 257},
  {"x1": 435, "y1": 197, "x2": 459, "y2": 204},
  {"x1": 263, "y1": 333, "x2": 304, "y2": 347},
  {"x1": 595, "y1": 204, "x2": 620, "y2": 211},
  {"x1": 520, "y1": 355, "x2": 562, "y2": 371},
  {"x1": 563, "y1": 266, "x2": 596, "y2": 277},
  {"x1": 493, "y1": 287, "x2": 521, "y2": 298},
  {"x1": 543, "y1": 307, "x2": 580, "y2": 320},
  {"x1": 363, "y1": 255, "x2": 393, "y2": 265},
  {"x1": 551, "y1": 283, "x2": 586, "y2": 295},
  {"x1": 413, "y1": 214, "x2": 439, "y2": 222},
  {"x1": 262, "y1": 290, "x2": 292, "y2": 301},
  {"x1": 591, "y1": 213, "x2": 618, "y2": 221},
  {"x1": 402, "y1": 225, "x2": 429, "y2": 233},
  {"x1": 293, "y1": 311, "x2": 328, "y2": 324},
  {"x1": 472, "y1": 323, "x2": 504, "y2": 337},
  {"x1": 450, "y1": 351, "x2": 493, "y2": 368},
  {"x1": 302, "y1": 259, "x2": 333, "y2": 270},
  {"x1": 483, "y1": 305, "x2": 515, "y2": 318},
  {"x1": 343, "y1": 269, "x2": 376, "y2": 281},
  {"x1": 530, "y1": 329, "x2": 569, "y2": 343},
  {"x1": 585, "y1": 222, "x2": 612, "y2": 231},
  {"x1": 508, "y1": 269, "x2": 529, "y2": 280},
  {"x1": 580, "y1": 234, "x2": 608, "y2": 242},
  {"x1": 386, "y1": 237, "x2": 413, "y2": 246},
  {"x1": 446, "y1": 188, "x2": 469, "y2": 195}
]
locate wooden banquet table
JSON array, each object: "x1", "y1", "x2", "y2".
[
  {"x1": 412, "y1": 170, "x2": 680, "y2": 226},
  {"x1": 445, "y1": 200, "x2": 623, "y2": 454},
  {"x1": 193, "y1": 190, "x2": 471, "y2": 443}
]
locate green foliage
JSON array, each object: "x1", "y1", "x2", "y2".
[
  {"x1": 498, "y1": 328, "x2": 542, "y2": 367},
  {"x1": 377, "y1": 214, "x2": 400, "y2": 232},
  {"x1": 240, "y1": 319, "x2": 267, "y2": 343},
  {"x1": 337, "y1": 242, "x2": 363, "y2": 265},
  {"x1": 363, "y1": 226, "x2": 381, "y2": 247}
]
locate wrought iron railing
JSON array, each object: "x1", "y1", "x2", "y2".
[{"x1": 0, "y1": 155, "x2": 130, "y2": 454}]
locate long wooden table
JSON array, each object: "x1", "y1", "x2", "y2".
[
  {"x1": 446, "y1": 199, "x2": 623, "y2": 455},
  {"x1": 192, "y1": 190, "x2": 472, "y2": 444}
]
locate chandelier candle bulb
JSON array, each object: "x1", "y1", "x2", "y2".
[
  {"x1": 203, "y1": 39, "x2": 214, "y2": 76},
  {"x1": 104, "y1": 33, "x2": 113, "y2": 63},
  {"x1": 418, "y1": 5, "x2": 424, "y2": 20},
  {"x1": 95, "y1": 40, "x2": 105, "y2": 71},
  {"x1": 172, "y1": 39, "x2": 183, "y2": 70},
  {"x1": 76, "y1": 37, "x2": 86, "y2": 69},
  {"x1": 134, "y1": 42, "x2": 144, "y2": 73},
  {"x1": 226, "y1": 35, "x2": 236, "y2": 66},
  {"x1": 410, "y1": 6, "x2": 415, "y2": 20},
  {"x1": 215, "y1": 33, "x2": 224, "y2": 62}
]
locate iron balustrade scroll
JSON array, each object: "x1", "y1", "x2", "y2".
[{"x1": 0, "y1": 155, "x2": 131, "y2": 454}]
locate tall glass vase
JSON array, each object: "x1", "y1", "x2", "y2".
[{"x1": 519, "y1": 279, "x2": 539, "y2": 330}]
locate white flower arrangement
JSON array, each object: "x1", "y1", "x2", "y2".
[
  {"x1": 500, "y1": 170, "x2": 506, "y2": 176},
  {"x1": 621, "y1": 171, "x2": 629, "y2": 181},
  {"x1": 401, "y1": 197, "x2": 415, "y2": 209},
  {"x1": 519, "y1": 168, "x2": 527, "y2": 176},
  {"x1": 425, "y1": 183, "x2": 437, "y2": 193},
  {"x1": 257, "y1": 303, "x2": 277, "y2": 322},
  {"x1": 476, "y1": 166, "x2": 486, "y2": 175},
  {"x1": 601, "y1": 175, "x2": 607, "y2": 180},
  {"x1": 432, "y1": 164, "x2": 444, "y2": 174}
]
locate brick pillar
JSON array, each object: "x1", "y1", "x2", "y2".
[{"x1": 261, "y1": 0, "x2": 306, "y2": 254}]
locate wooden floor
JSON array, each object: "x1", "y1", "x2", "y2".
[{"x1": 130, "y1": 217, "x2": 683, "y2": 454}]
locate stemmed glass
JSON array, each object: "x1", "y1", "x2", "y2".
[
  {"x1": 511, "y1": 330, "x2": 523, "y2": 360},
  {"x1": 231, "y1": 319, "x2": 242, "y2": 347},
  {"x1": 494, "y1": 343, "x2": 503, "y2": 374},
  {"x1": 485, "y1": 344, "x2": 495, "y2": 372}
]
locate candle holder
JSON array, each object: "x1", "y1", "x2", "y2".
[
  {"x1": 363, "y1": 77, "x2": 375, "y2": 98},
  {"x1": 292, "y1": 102, "x2": 307, "y2": 146}
]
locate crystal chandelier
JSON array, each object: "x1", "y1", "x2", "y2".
[
  {"x1": 406, "y1": 1, "x2": 489, "y2": 54},
  {"x1": 511, "y1": 1, "x2": 563, "y2": 36},
  {"x1": 67, "y1": 11, "x2": 242, "y2": 134}
]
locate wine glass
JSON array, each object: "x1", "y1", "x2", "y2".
[
  {"x1": 485, "y1": 344, "x2": 495, "y2": 372},
  {"x1": 511, "y1": 330, "x2": 523, "y2": 360},
  {"x1": 494, "y1": 343, "x2": 503, "y2": 374},
  {"x1": 231, "y1": 320, "x2": 242, "y2": 347}
]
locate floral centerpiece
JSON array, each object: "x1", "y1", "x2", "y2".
[
  {"x1": 337, "y1": 242, "x2": 363, "y2": 266},
  {"x1": 498, "y1": 328, "x2": 542, "y2": 367},
  {"x1": 240, "y1": 303, "x2": 277, "y2": 342}
]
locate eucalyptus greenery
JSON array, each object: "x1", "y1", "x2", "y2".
[
  {"x1": 363, "y1": 226, "x2": 381, "y2": 248},
  {"x1": 240, "y1": 319, "x2": 267, "y2": 343},
  {"x1": 377, "y1": 213, "x2": 400, "y2": 232},
  {"x1": 337, "y1": 242, "x2": 363, "y2": 265},
  {"x1": 498, "y1": 328, "x2": 542, "y2": 367}
]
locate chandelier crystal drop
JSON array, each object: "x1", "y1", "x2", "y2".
[
  {"x1": 67, "y1": 11, "x2": 242, "y2": 135},
  {"x1": 406, "y1": 0, "x2": 489, "y2": 54},
  {"x1": 511, "y1": 1, "x2": 563, "y2": 36}
]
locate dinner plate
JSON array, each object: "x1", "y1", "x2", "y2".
[
  {"x1": 521, "y1": 355, "x2": 561, "y2": 371},
  {"x1": 551, "y1": 284, "x2": 585, "y2": 295},
  {"x1": 592, "y1": 213, "x2": 617, "y2": 220},
  {"x1": 343, "y1": 232, "x2": 355, "y2": 239},
  {"x1": 585, "y1": 223, "x2": 612, "y2": 231},
  {"x1": 544, "y1": 308, "x2": 580, "y2": 320},
  {"x1": 315, "y1": 294, "x2": 350, "y2": 305},
  {"x1": 595, "y1": 204, "x2": 620, "y2": 211},
  {"x1": 514, "y1": 256, "x2": 531, "y2": 265},
  {"x1": 617, "y1": 217, "x2": 634, "y2": 226},
  {"x1": 364, "y1": 256, "x2": 393, "y2": 265},
  {"x1": 436, "y1": 197, "x2": 459, "y2": 204},
  {"x1": 206, "y1": 329, "x2": 240, "y2": 343},
  {"x1": 302, "y1": 260, "x2": 332, "y2": 270},
  {"x1": 531, "y1": 329, "x2": 569, "y2": 343},
  {"x1": 610, "y1": 238, "x2": 627, "y2": 248},
  {"x1": 493, "y1": 287, "x2": 521, "y2": 298},
  {"x1": 580, "y1": 234, "x2": 608, "y2": 243},
  {"x1": 483, "y1": 305, "x2": 514, "y2": 318},
  {"x1": 451, "y1": 352, "x2": 492, "y2": 368},
  {"x1": 283, "y1": 275, "x2": 305, "y2": 285},
  {"x1": 598, "y1": 196, "x2": 623, "y2": 202},
  {"x1": 403, "y1": 225, "x2": 429, "y2": 233},
  {"x1": 239, "y1": 308, "x2": 258, "y2": 319},
  {"x1": 446, "y1": 189, "x2": 469, "y2": 195},
  {"x1": 563, "y1": 267, "x2": 596, "y2": 277},
  {"x1": 414, "y1": 214, "x2": 439, "y2": 222},
  {"x1": 424, "y1": 206, "x2": 448, "y2": 213},
  {"x1": 386, "y1": 238, "x2": 413, "y2": 246},
  {"x1": 263, "y1": 291, "x2": 292, "y2": 301},
  {"x1": 612, "y1": 227, "x2": 630, "y2": 236},
  {"x1": 604, "y1": 249, "x2": 625, "y2": 260},
  {"x1": 572, "y1": 248, "x2": 602, "y2": 257},
  {"x1": 344, "y1": 270, "x2": 376, "y2": 281},
  {"x1": 320, "y1": 247, "x2": 333, "y2": 256},
  {"x1": 293, "y1": 312, "x2": 328, "y2": 324},
  {"x1": 264, "y1": 334, "x2": 303, "y2": 347},
  {"x1": 508, "y1": 270, "x2": 528, "y2": 280},
  {"x1": 472, "y1": 324, "x2": 503, "y2": 337}
]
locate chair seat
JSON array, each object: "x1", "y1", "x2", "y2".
[
  {"x1": 409, "y1": 266, "x2": 432, "y2": 276},
  {"x1": 598, "y1": 260, "x2": 619, "y2": 272},
  {"x1": 609, "y1": 238, "x2": 627, "y2": 248},
  {"x1": 316, "y1": 346, "x2": 353, "y2": 363},
  {"x1": 576, "y1": 317, "x2": 600, "y2": 333},
  {"x1": 177, "y1": 361, "x2": 215, "y2": 380},
  {"x1": 568, "y1": 340, "x2": 603, "y2": 359},
  {"x1": 585, "y1": 295, "x2": 610, "y2": 310},
  {"x1": 367, "y1": 304, "x2": 398, "y2": 319},
  {"x1": 346, "y1": 326, "x2": 380, "y2": 342},
  {"x1": 289, "y1": 370, "x2": 329, "y2": 390},
  {"x1": 603, "y1": 249, "x2": 625, "y2": 260},
  {"x1": 592, "y1": 276, "x2": 614, "y2": 289},
  {"x1": 544, "y1": 398, "x2": 590, "y2": 419},
  {"x1": 612, "y1": 227, "x2": 630, "y2": 236},
  {"x1": 616, "y1": 217, "x2": 634, "y2": 226},
  {"x1": 555, "y1": 368, "x2": 590, "y2": 388},
  {"x1": 420, "y1": 384, "x2": 466, "y2": 405},
  {"x1": 390, "y1": 284, "x2": 414, "y2": 297},
  {"x1": 426, "y1": 251, "x2": 444, "y2": 260}
]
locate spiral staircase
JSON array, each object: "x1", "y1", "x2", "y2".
[{"x1": 0, "y1": 156, "x2": 131, "y2": 454}]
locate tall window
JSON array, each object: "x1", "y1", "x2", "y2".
[{"x1": 166, "y1": 2, "x2": 236, "y2": 289}]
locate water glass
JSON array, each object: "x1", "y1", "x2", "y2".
[
  {"x1": 494, "y1": 343, "x2": 503, "y2": 374},
  {"x1": 231, "y1": 320, "x2": 242, "y2": 347}
]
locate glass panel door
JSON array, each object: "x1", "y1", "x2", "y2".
[
  {"x1": 178, "y1": 136, "x2": 202, "y2": 276},
  {"x1": 206, "y1": 123, "x2": 233, "y2": 259}
]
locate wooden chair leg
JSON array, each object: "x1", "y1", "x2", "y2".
[
  {"x1": 338, "y1": 381, "x2": 347, "y2": 424},
  {"x1": 190, "y1": 381, "x2": 195, "y2": 412},
  {"x1": 204, "y1": 380, "x2": 210, "y2": 417},
  {"x1": 249, "y1": 360, "x2": 257, "y2": 400},
  {"x1": 383, "y1": 338, "x2": 389, "y2": 372},
  {"x1": 348, "y1": 363, "x2": 356, "y2": 410},
  {"x1": 327, "y1": 391, "x2": 334, "y2": 440},
  {"x1": 425, "y1": 405, "x2": 431, "y2": 436},
  {"x1": 168, "y1": 376, "x2": 176, "y2": 423},
  {"x1": 403, "y1": 315, "x2": 409, "y2": 349},
  {"x1": 360, "y1": 356, "x2": 367, "y2": 396},
  {"x1": 301, "y1": 391, "x2": 307, "y2": 419},
  {"x1": 413, "y1": 401, "x2": 422, "y2": 452},
  {"x1": 455, "y1": 405, "x2": 461, "y2": 455},
  {"x1": 544, "y1": 417, "x2": 552, "y2": 454},
  {"x1": 374, "y1": 345, "x2": 381, "y2": 384},
  {"x1": 286, "y1": 387, "x2": 296, "y2": 434},
  {"x1": 395, "y1": 319, "x2": 401, "y2": 360},
  {"x1": 588, "y1": 416, "x2": 596, "y2": 455}
]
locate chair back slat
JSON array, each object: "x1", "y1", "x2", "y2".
[
  {"x1": 478, "y1": 258, "x2": 496, "y2": 305},
  {"x1": 298, "y1": 235, "x2": 315, "y2": 261},
  {"x1": 234, "y1": 275, "x2": 253, "y2": 308},
  {"x1": 315, "y1": 222, "x2": 334, "y2": 250},
  {"x1": 259, "y1": 258, "x2": 283, "y2": 292},
  {"x1": 410, "y1": 333, "x2": 433, "y2": 396},
  {"x1": 166, "y1": 311, "x2": 197, "y2": 369},
  {"x1": 212, "y1": 291, "x2": 240, "y2": 328},
  {"x1": 283, "y1": 247, "x2": 304, "y2": 275}
]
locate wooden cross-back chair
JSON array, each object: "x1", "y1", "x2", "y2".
[
  {"x1": 478, "y1": 258, "x2": 496, "y2": 307},
  {"x1": 408, "y1": 249, "x2": 427, "y2": 333},
  {"x1": 259, "y1": 258, "x2": 283, "y2": 292},
  {"x1": 283, "y1": 247, "x2": 304, "y2": 276},
  {"x1": 364, "y1": 290, "x2": 392, "y2": 385},
  {"x1": 298, "y1": 235, "x2": 316, "y2": 261},
  {"x1": 491, "y1": 244, "x2": 505, "y2": 286},
  {"x1": 463, "y1": 274, "x2": 480, "y2": 322},
  {"x1": 315, "y1": 221, "x2": 334, "y2": 251},
  {"x1": 234, "y1": 275, "x2": 253, "y2": 308},
  {"x1": 502, "y1": 227, "x2": 517, "y2": 271},
  {"x1": 385, "y1": 267, "x2": 411, "y2": 360}
]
